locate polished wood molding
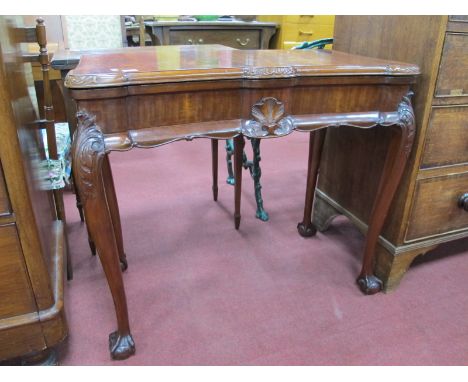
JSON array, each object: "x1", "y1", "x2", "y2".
[
  {"x1": 96, "y1": 97, "x2": 415, "y2": 153},
  {"x1": 64, "y1": 45, "x2": 419, "y2": 89}
]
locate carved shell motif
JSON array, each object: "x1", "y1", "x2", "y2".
[
  {"x1": 72, "y1": 111, "x2": 106, "y2": 205},
  {"x1": 242, "y1": 97, "x2": 295, "y2": 138}
]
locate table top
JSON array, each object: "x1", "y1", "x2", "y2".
[{"x1": 65, "y1": 45, "x2": 420, "y2": 89}]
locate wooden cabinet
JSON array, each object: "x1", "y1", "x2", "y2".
[
  {"x1": 313, "y1": 16, "x2": 468, "y2": 291},
  {"x1": 0, "y1": 16, "x2": 67, "y2": 364},
  {"x1": 146, "y1": 21, "x2": 277, "y2": 50},
  {"x1": 257, "y1": 15, "x2": 334, "y2": 50},
  {"x1": 0, "y1": 165, "x2": 10, "y2": 214}
]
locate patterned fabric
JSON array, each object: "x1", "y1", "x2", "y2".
[
  {"x1": 64, "y1": 15, "x2": 123, "y2": 50},
  {"x1": 40, "y1": 123, "x2": 71, "y2": 190}
]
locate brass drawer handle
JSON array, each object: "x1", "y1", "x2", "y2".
[
  {"x1": 187, "y1": 38, "x2": 204, "y2": 45},
  {"x1": 299, "y1": 30, "x2": 314, "y2": 36},
  {"x1": 236, "y1": 38, "x2": 250, "y2": 46},
  {"x1": 458, "y1": 193, "x2": 468, "y2": 211}
]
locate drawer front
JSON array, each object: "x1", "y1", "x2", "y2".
[
  {"x1": 449, "y1": 15, "x2": 468, "y2": 22},
  {"x1": 0, "y1": 163, "x2": 10, "y2": 215},
  {"x1": 283, "y1": 23, "x2": 334, "y2": 42},
  {"x1": 435, "y1": 33, "x2": 468, "y2": 98},
  {"x1": 406, "y1": 173, "x2": 468, "y2": 241},
  {"x1": 283, "y1": 15, "x2": 335, "y2": 25},
  {"x1": 0, "y1": 224, "x2": 37, "y2": 319},
  {"x1": 169, "y1": 29, "x2": 260, "y2": 49},
  {"x1": 282, "y1": 23, "x2": 334, "y2": 50},
  {"x1": 421, "y1": 106, "x2": 468, "y2": 168}
]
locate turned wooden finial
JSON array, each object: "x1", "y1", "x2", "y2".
[{"x1": 35, "y1": 17, "x2": 47, "y2": 49}]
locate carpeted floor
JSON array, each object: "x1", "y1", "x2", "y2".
[{"x1": 58, "y1": 132, "x2": 468, "y2": 365}]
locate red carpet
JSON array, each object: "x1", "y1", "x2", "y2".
[{"x1": 59, "y1": 132, "x2": 468, "y2": 365}]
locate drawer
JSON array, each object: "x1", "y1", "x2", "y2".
[
  {"x1": 406, "y1": 172, "x2": 468, "y2": 241},
  {"x1": 449, "y1": 15, "x2": 468, "y2": 22},
  {"x1": 421, "y1": 106, "x2": 468, "y2": 168},
  {"x1": 169, "y1": 29, "x2": 260, "y2": 49},
  {"x1": 282, "y1": 23, "x2": 334, "y2": 43},
  {"x1": 0, "y1": 224, "x2": 37, "y2": 319},
  {"x1": 283, "y1": 15, "x2": 335, "y2": 25},
  {"x1": 0, "y1": 163, "x2": 10, "y2": 215},
  {"x1": 434, "y1": 33, "x2": 468, "y2": 98}
]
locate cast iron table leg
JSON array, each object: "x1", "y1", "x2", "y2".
[{"x1": 233, "y1": 135, "x2": 244, "y2": 229}]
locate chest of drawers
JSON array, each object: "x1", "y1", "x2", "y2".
[
  {"x1": 313, "y1": 16, "x2": 468, "y2": 291},
  {"x1": 145, "y1": 21, "x2": 277, "y2": 50},
  {"x1": 257, "y1": 15, "x2": 334, "y2": 49}
]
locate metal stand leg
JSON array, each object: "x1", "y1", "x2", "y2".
[
  {"x1": 248, "y1": 138, "x2": 268, "y2": 221},
  {"x1": 225, "y1": 138, "x2": 269, "y2": 221},
  {"x1": 225, "y1": 139, "x2": 235, "y2": 185}
]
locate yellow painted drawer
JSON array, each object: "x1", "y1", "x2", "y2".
[
  {"x1": 283, "y1": 15, "x2": 335, "y2": 25},
  {"x1": 283, "y1": 23, "x2": 334, "y2": 42}
]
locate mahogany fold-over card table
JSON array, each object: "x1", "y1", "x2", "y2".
[{"x1": 66, "y1": 45, "x2": 419, "y2": 360}]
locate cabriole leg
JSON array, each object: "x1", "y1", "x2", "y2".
[
  {"x1": 102, "y1": 154, "x2": 128, "y2": 272},
  {"x1": 72, "y1": 112, "x2": 135, "y2": 360},
  {"x1": 357, "y1": 94, "x2": 416, "y2": 295}
]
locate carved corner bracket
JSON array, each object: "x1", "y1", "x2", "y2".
[
  {"x1": 397, "y1": 91, "x2": 416, "y2": 158},
  {"x1": 242, "y1": 97, "x2": 294, "y2": 138},
  {"x1": 72, "y1": 110, "x2": 107, "y2": 205}
]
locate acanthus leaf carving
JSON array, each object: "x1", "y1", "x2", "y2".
[
  {"x1": 397, "y1": 91, "x2": 416, "y2": 158},
  {"x1": 242, "y1": 66, "x2": 297, "y2": 78},
  {"x1": 72, "y1": 110, "x2": 107, "y2": 205},
  {"x1": 65, "y1": 73, "x2": 128, "y2": 88}
]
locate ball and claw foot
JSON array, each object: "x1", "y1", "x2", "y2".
[
  {"x1": 297, "y1": 222, "x2": 317, "y2": 237},
  {"x1": 109, "y1": 331, "x2": 135, "y2": 360},
  {"x1": 256, "y1": 209, "x2": 269, "y2": 222},
  {"x1": 357, "y1": 274, "x2": 383, "y2": 295},
  {"x1": 226, "y1": 176, "x2": 235, "y2": 185}
]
